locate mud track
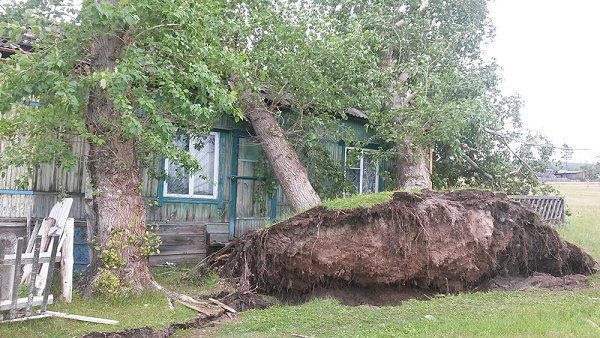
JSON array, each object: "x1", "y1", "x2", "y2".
[{"x1": 210, "y1": 190, "x2": 597, "y2": 295}]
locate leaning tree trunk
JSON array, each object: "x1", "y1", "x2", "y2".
[
  {"x1": 396, "y1": 140, "x2": 432, "y2": 190},
  {"x1": 79, "y1": 27, "x2": 153, "y2": 296},
  {"x1": 241, "y1": 93, "x2": 321, "y2": 211}
]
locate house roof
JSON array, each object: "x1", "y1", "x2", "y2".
[
  {"x1": 556, "y1": 170, "x2": 584, "y2": 174},
  {"x1": 1, "y1": 32, "x2": 35, "y2": 60},
  {"x1": 346, "y1": 108, "x2": 369, "y2": 120}
]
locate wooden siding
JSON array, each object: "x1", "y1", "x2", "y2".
[
  {"x1": 148, "y1": 222, "x2": 206, "y2": 265},
  {"x1": 0, "y1": 195, "x2": 32, "y2": 219}
]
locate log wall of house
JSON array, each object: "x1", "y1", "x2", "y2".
[{"x1": 1, "y1": 116, "x2": 381, "y2": 267}]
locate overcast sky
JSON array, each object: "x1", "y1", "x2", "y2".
[{"x1": 487, "y1": 0, "x2": 600, "y2": 163}]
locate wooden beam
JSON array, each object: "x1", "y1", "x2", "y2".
[
  {"x1": 0, "y1": 295, "x2": 53, "y2": 311},
  {"x1": 1, "y1": 251, "x2": 62, "y2": 265},
  {"x1": 44, "y1": 311, "x2": 119, "y2": 325},
  {"x1": 60, "y1": 219, "x2": 74, "y2": 303}
]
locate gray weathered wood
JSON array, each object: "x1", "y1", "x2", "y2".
[
  {"x1": 20, "y1": 217, "x2": 55, "y2": 284},
  {"x1": 41, "y1": 235, "x2": 60, "y2": 312},
  {"x1": 25, "y1": 236, "x2": 41, "y2": 317},
  {"x1": 0, "y1": 295, "x2": 53, "y2": 311},
  {"x1": 60, "y1": 219, "x2": 74, "y2": 303},
  {"x1": 44, "y1": 310, "x2": 119, "y2": 325},
  {"x1": 2, "y1": 251, "x2": 62, "y2": 265},
  {"x1": 206, "y1": 223, "x2": 229, "y2": 234},
  {"x1": 0, "y1": 234, "x2": 16, "y2": 302},
  {"x1": 9, "y1": 238, "x2": 24, "y2": 319},
  {"x1": 35, "y1": 198, "x2": 73, "y2": 291}
]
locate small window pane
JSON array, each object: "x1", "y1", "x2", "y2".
[
  {"x1": 362, "y1": 153, "x2": 378, "y2": 193},
  {"x1": 191, "y1": 134, "x2": 216, "y2": 196},
  {"x1": 346, "y1": 168, "x2": 361, "y2": 194},
  {"x1": 167, "y1": 164, "x2": 189, "y2": 194}
]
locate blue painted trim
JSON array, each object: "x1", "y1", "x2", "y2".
[
  {"x1": 229, "y1": 131, "x2": 242, "y2": 241},
  {"x1": 217, "y1": 134, "x2": 225, "y2": 210},
  {"x1": 157, "y1": 160, "x2": 165, "y2": 207},
  {"x1": 231, "y1": 175, "x2": 259, "y2": 181},
  {"x1": 161, "y1": 197, "x2": 219, "y2": 205},
  {"x1": 0, "y1": 189, "x2": 33, "y2": 195},
  {"x1": 270, "y1": 192, "x2": 277, "y2": 221}
]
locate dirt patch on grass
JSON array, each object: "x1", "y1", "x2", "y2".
[
  {"x1": 210, "y1": 190, "x2": 597, "y2": 297},
  {"x1": 481, "y1": 272, "x2": 591, "y2": 291}
]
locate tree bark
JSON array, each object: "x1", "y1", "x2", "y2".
[
  {"x1": 396, "y1": 140, "x2": 432, "y2": 190},
  {"x1": 79, "y1": 19, "x2": 153, "y2": 296},
  {"x1": 241, "y1": 93, "x2": 321, "y2": 211}
]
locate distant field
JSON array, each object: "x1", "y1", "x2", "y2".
[{"x1": 554, "y1": 182, "x2": 600, "y2": 259}]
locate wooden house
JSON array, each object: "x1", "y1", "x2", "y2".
[{"x1": 1, "y1": 110, "x2": 387, "y2": 268}]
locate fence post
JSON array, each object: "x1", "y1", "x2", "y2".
[
  {"x1": 60, "y1": 218, "x2": 74, "y2": 303},
  {"x1": 0, "y1": 234, "x2": 17, "y2": 302}
]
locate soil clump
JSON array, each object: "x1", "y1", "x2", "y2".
[{"x1": 209, "y1": 190, "x2": 597, "y2": 296}]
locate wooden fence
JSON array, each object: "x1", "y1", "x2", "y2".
[
  {"x1": 509, "y1": 195, "x2": 566, "y2": 224},
  {"x1": 0, "y1": 235, "x2": 60, "y2": 321}
]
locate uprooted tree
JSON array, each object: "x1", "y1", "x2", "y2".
[{"x1": 210, "y1": 190, "x2": 597, "y2": 294}]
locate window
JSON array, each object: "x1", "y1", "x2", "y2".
[
  {"x1": 164, "y1": 132, "x2": 220, "y2": 199},
  {"x1": 345, "y1": 147, "x2": 379, "y2": 194}
]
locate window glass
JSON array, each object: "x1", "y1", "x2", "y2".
[
  {"x1": 345, "y1": 147, "x2": 379, "y2": 194},
  {"x1": 164, "y1": 133, "x2": 219, "y2": 199}
]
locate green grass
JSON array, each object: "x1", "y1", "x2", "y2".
[
  {"x1": 0, "y1": 264, "x2": 209, "y2": 338},
  {"x1": 323, "y1": 191, "x2": 393, "y2": 210},
  {"x1": 555, "y1": 182, "x2": 600, "y2": 259},
  {"x1": 212, "y1": 184, "x2": 600, "y2": 338}
]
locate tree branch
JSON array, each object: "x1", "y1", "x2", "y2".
[
  {"x1": 131, "y1": 23, "x2": 182, "y2": 43},
  {"x1": 485, "y1": 129, "x2": 537, "y2": 177}
]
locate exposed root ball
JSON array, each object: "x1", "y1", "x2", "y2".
[{"x1": 210, "y1": 190, "x2": 597, "y2": 294}]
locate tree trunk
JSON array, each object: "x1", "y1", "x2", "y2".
[
  {"x1": 241, "y1": 93, "x2": 321, "y2": 211},
  {"x1": 79, "y1": 25, "x2": 153, "y2": 296},
  {"x1": 396, "y1": 140, "x2": 432, "y2": 190}
]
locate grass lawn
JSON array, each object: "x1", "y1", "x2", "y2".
[
  {"x1": 0, "y1": 264, "x2": 205, "y2": 338},
  {"x1": 211, "y1": 184, "x2": 600, "y2": 338}
]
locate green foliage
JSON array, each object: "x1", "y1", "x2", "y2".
[
  {"x1": 0, "y1": 0, "x2": 242, "y2": 182},
  {"x1": 582, "y1": 162, "x2": 600, "y2": 181}
]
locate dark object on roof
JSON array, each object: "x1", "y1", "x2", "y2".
[
  {"x1": 346, "y1": 108, "x2": 369, "y2": 120},
  {"x1": 0, "y1": 28, "x2": 35, "y2": 60}
]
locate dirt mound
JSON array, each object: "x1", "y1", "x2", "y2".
[
  {"x1": 210, "y1": 190, "x2": 597, "y2": 295},
  {"x1": 481, "y1": 273, "x2": 590, "y2": 291}
]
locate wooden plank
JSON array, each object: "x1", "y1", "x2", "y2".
[
  {"x1": 41, "y1": 235, "x2": 60, "y2": 309},
  {"x1": 2, "y1": 251, "x2": 62, "y2": 265},
  {"x1": 25, "y1": 236, "x2": 41, "y2": 317},
  {"x1": 44, "y1": 310, "x2": 119, "y2": 325},
  {"x1": 0, "y1": 295, "x2": 53, "y2": 311},
  {"x1": 60, "y1": 219, "x2": 74, "y2": 303},
  {"x1": 154, "y1": 224, "x2": 206, "y2": 235},
  {"x1": 0, "y1": 235, "x2": 16, "y2": 302},
  {"x1": 159, "y1": 235, "x2": 204, "y2": 247},
  {"x1": 9, "y1": 238, "x2": 23, "y2": 319},
  {"x1": 206, "y1": 223, "x2": 229, "y2": 234},
  {"x1": 149, "y1": 253, "x2": 206, "y2": 265},
  {"x1": 0, "y1": 313, "x2": 52, "y2": 323},
  {"x1": 25, "y1": 219, "x2": 42, "y2": 254},
  {"x1": 208, "y1": 233, "x2": 229, "y2": 244}
]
